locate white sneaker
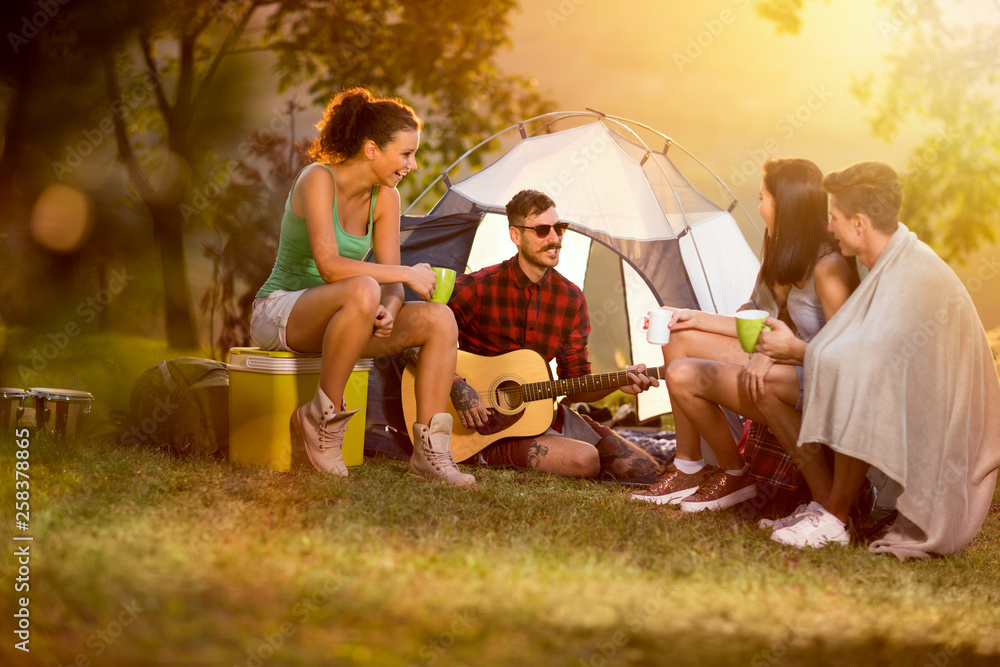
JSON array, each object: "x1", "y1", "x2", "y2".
[
  {"x1": 770, "y1": 509, "x2": 849, "y2": 548},
  {"x1": 758, "y1": 501, "x2": 823, "y2": 531}
]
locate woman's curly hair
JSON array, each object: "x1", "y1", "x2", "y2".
[{"x1": 306, "y1": 87, "x2": 422, "y2": 164}]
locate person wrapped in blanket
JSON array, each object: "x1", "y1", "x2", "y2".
[
  {"x1": 758, "y1": 161, "x2": 1000, "y2": 554},
  {"x1": 630, "y1": 158, "x2": 859, "y2": 515}
]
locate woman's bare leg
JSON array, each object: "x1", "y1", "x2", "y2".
[
  {"x1": 363, "y1": 302, "x2": 475, "y2": 489},
  {"x1": 286, "y1": 276, "x2": 382, "y2": 408},
  {"x1": 362, "y1": 301, "x2": 457, "y2": 425},
  {"x1": 824, "y1": 452, "x2": 870, "y2": 523},
  {"x1": 666, "y1": 358, "x2": 800, "y2": 470},
  {"x1": 661, "y1": 329, "x2": 749, "y2": 462}
]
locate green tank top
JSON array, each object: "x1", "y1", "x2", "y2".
[{"x1": 257, "y1": 164, "x2": 377, "y2": 297}]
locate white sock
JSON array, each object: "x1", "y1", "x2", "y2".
[
  {"x1": 726, "y1": 463, "x2": 749, "y2": 477},
  {"x1": 674, "y1": 458, "x2": 705, "y2": 474}
]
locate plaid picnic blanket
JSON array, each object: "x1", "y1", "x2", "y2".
[
  {"x1": 612, "y1": 427, "x2": 676, "y2": 464},
  {"x1": 742, "y1": 420, "x2": 804, "y2": 491}
]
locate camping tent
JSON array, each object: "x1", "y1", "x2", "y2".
[
  {"x1": 364, "y1": 111, "x2": 762, "y2": 459},
  {"x1": 410, "y1": 112, "x2": 761, "y2": 418}
]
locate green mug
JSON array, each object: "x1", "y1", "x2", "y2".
[
  {"x1": 735, "y1": 309, "x2": 771, "y2": 354},
  {"x1": 429, "y1": 267, "x2": 457, "y2": 303}
]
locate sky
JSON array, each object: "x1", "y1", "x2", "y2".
[
  {"x1": 499, "y1": 0, "x2": 910, "y2": 199},
  {"x1": 487, "y1": 0, "x2": 1000, "y2": 328}
]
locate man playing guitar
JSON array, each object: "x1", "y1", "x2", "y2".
[{"x1": 445, "y1": 189, "x2": 660, "y2": 479}]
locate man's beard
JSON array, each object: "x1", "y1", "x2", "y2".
[{"x1": 523, "y1": 242, "x2": 562, "y2": 269}]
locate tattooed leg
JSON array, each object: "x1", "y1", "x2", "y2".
[
  {"x1": 526, "y1": 439, "x2": 549, "y2": 470},
  {"x1": 401, "y1": 346, "x2": 422, "y2": 367},
  {"x1": 593, "y1": 433, "x2": 658, "y2": 479},
  {"x1": 524, "y1": 435, "x2": 600, "y2": 478}
]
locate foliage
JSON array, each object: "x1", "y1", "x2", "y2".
[
  {"x1": 200, "y1": 128, "x2": 306, "y2": 358},
  {"x1": 262, "y1": 0, "x2": 554, "y2": 198},
  {"x1": 0, "y1": 0, "x2": 552, "y2": 348},
  {"x1": 755, "y1": 0, "x2": 1000, "y2": 262},
  {"x1": 753, "y1": 0, "x2": 814, "y2": 34}
]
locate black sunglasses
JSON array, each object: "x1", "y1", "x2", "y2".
[{"x1": 511, "y1": 222, "x2": 569, "y2": 238}]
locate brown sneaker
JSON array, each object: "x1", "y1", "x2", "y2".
[
  {"x1": 679, "y1": 469, "x2": 758, "y2": 513},
  {"x1": 629, "y1": 464, "x2": 716, "y2": 505}
]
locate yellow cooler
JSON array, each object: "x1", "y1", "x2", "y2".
[{"x1": 227, "y1": 347, "x2": 372, "y2": 471}]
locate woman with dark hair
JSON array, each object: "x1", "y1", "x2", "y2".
[
  {"x1": 251, "y1": 87, "x2": 476, "y2": 488},
  {"x1": 631, "y1": 158, "x2": 857, "y2": 513},
  {"x1": 765, "y1": 161, "x2": 999, "y2": 553}
]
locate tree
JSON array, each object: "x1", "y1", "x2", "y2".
[
  {"x1": 262, "y1": 0, "x2": 553, "y2": 194},
  {"x1": 201, "y1": 127, "x2": 305, "y2": 358},
  {"x1": 753, "y1": 0, "x2": 1000, "y2": 262},
  {"x1": 2, "y1": 0, "x2": 551, "y2": 348}
]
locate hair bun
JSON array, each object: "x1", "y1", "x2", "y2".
[{"x1": 338, "y1": 88, "x2": 374, "y2": 112}]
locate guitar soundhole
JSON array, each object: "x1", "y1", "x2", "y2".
[{"x1": 492, "y1": 380, "x2": 524, "y2": 414}]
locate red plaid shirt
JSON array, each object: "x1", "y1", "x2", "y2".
[{"x1": 448, "y1": 255, "x2": 591, "y2": 379}]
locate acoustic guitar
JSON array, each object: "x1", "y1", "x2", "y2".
[{"x1": 400, "y1": 349, "x2": 666, "y2": 463}]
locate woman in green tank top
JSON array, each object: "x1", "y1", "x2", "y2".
[{"x1": 251, "y1": 87, "x2": 475, "y2": 489}]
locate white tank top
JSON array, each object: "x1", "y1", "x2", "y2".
[{"x1": 786, "y1": 250, "x2": 832, "y2": 342}]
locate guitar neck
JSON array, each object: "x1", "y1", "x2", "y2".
[{"x1": 522, "y1": 366, "x2": 666, "y2": 402}]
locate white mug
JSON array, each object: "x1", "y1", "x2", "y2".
[{"x1": 640, "y1": 309, "x2": 672, "y2": 345}]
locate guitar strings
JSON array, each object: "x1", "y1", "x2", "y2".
[
  {"x1": 474, "y1": 388, "x2": 527, "y2": 399},
  {"x1": 463, "y1": 369, "x2": 661, "y2": 402}
]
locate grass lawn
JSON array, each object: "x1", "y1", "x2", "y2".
[{"x1": 2, "y1": 331, "x2": 1000, "y2": 666}]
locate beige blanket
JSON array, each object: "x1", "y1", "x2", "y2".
[{"x1": 800, "y1": 224, "x2": 1000, "y2": 559}]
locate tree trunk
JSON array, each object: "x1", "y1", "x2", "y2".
[
  {"x1": 149, "y1": 202, "x2": 199, "y2": 349},
  {"x1": 0, "y1": 23, "x2": 39, "y2": 204}
]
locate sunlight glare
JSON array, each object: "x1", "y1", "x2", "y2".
[{"x1": 30, "y1": 184, "x2": 93, "y2": 253}]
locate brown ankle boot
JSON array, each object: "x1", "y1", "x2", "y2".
[
  {"x1": 410, "y1": 413, "x2": 477, "y2": 489},
  {"x1": 580, "y1": 413, "x2": 658, "y2": 479},
  {"x1": 290, "y1": 388, "x2": 359, "y2": 476}
]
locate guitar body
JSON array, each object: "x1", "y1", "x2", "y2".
[{"x1": 400, "y1": 349, "x2": 557, "y2": 462}]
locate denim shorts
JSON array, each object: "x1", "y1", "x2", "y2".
[
  {"x1": 795, "y1": 364, "x2": 805, "y2": 410},
  {"x1": 249, "y1": 289, "x2": 307, "y2": 352}
]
